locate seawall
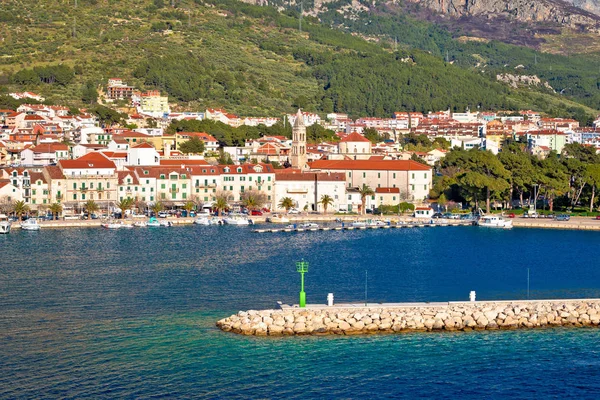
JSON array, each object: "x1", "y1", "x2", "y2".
[{"x1": 216, "y1": 299, "x2": 600, "y2": 336}]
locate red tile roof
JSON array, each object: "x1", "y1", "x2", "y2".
[
  {"x1": 28, "y1": 143, "x2": 68, "y2": 153},
  {"x1": 274, "y1": 171, "x2": 345, "y2": 182},
  {"x1": 59, "y1": 152, "x2": 116, "y2": 169},
  {"x1": 45, "y1": 165, "x2": 64, "y2": 179},
  {"x1": 340, "y1": 131, "x2": 370, "y2": 143},
  {"x1": 159, "y1": 159, "x2": 210, "y2": 166},
  {"x1": 308, "y1": 159, "x2": 431, "y2": 171},
  {"x1": 132, "y1": 142, "x2": 155, "y2": 149}
]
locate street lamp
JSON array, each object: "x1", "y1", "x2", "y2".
[
  {"x1": 296, "y1": 260, "x2": 309, "y2": 308},
  {"x1": 533, "y1": 184, "x2": 538, "y2": 214}
]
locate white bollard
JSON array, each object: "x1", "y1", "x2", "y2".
[
  {"x1": 469, "y1": 291, "x2": 476, "y2": 302},
  {"x1": 327, "y1": 293, "x2": 334, "y2": 307}
]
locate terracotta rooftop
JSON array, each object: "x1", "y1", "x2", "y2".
[{"x1": 308, "y1": 159, "x2": 431, "y2": 171}]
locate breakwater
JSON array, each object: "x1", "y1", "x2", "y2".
[{"x1": 216, "y1": 299, "x2": 600, "y2": 336}]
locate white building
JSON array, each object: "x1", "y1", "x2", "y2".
[
  {"x1": 127, "y1": 142, "x2": 160, "y2": 166},
  {"x1": 20, "y1": 143, "x2": 69, "y2": 166},
  {"x1": 273, "y1": 171, "x2": 346, "y2": 212}
]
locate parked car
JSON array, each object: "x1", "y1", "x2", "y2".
[
  {"x1": 596, "y1": 215, "x2": 600, "y2": 220},
  {"x1": 288, "y1": 208, "x2": 300, "y2": 214},
  {"x1": 507, "y1": 213, "x2": 516, "y2": 218},
  {"x1": 262, "y1": 208, "x2": 271, "y2": 213},
  {"x1": 251, "y1": 210, "x2": 263, "y2": 216},
  {"x1": 432, "y1": 212, "x2": 444, "y2": 219},
  {"x1": 158, "y1": 211, "x2": 168, "y2": 218},
  {"x1": 555, "y1": 214, "x2": 570, "y2": 221}
]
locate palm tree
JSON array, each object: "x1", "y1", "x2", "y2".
[
  {"x1": 183, "y1": 201, "x2": 195, "y2": 217},
  {"x1": 12, "y1": 200, "x2": 30, "y2": 220},
  {"x1": 49, "y1": 203, "x2": 63, "y2": 220},
  {"x1": 358, "y1": 184, "x2": 375, "y2": 215},
  {"x1": 151, "y1": 201, "x2": 164, "y2": 216},
  {"x1": 116, "y1": 198, "x2": 134, "y2": 219},
  {"x1": 240, "y1": 190, "x2": 266, "y2": 211},
  {"x1": 85, "y1": 200, "x2": 99, "y2": 220},
  {"x1": 320, "y1": 194, "x2": 334, "y2": 214},
  {"x1": 214, "y1": 192, "x2": 230, "y2": 216},
  {"x1": 279, "y1": 197, "x2": 295, "y2": 213}
]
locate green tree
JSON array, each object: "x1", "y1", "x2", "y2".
[
  {"x1": 585, "y1": 164, "x2": 600, "y2": 212},
  {"x1": 116, "y1": 198, "x2": 134, "y2": 219},
  {"x1": 358, "y1": 184, "x2": 374, "y2": 215},
  {"x1": 84, "y1": 200, "x2": 99, "y2": 219},
  {"x1": 81, "y1": 81, "x2": 98, "y2": 105},
  {"x1": 398, "y1": 202, "x2": 415, "y2": 215},
  {"x1": 498, "y1": 142, "x2": 536, "y2": 207},
  {"x1": 217, "y1": 150, "x2": 234, "y2": 165},
  {"x1": 363, "y1": 128, "x2": 380, "y2": 144},
  {"x1": 538, "y1": 152, "x2": 569, "y2": 212},
  {"x1": 437, "y1": 193, "x2": 447, "y2": 212},
  {"x1": 49, "y1": 203, "x2": 63, "y2": 220},
  {"x1": 183, "y1": 201, "x2": 196, "y2": 216},
  {"x1": 12, "y1": 200, "x2": 30, "y2": 219},
  {"x1": 319, "y1": 194, "x2": 334, "y2": 214},
  {"x1": 240, "y1": 190, "x2": 266, "y2": 210},
  {"x1": 278, "y1": 197, "x2": 295, "y2": 213},
  {"x1": 179, "y1": 137, "x2": 205, "y2": 154},
  {"x1": 214, "y1": 192, "x2": 230, "y2": 216},
  {"x1": 151, "y1": 201, "x2": 164, "y2": 216}
]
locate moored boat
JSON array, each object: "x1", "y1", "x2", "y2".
[
  {"x1": 351, "y1": 220, "x2": 367, "y2": 228},
  {"x1": 133, "y1": 221, "x2": 147, "y2": 227},
  {"x1": 267, "y1": 214, "x2": 290, "y2": 224},
  {"x1": 477, "y1": 215, "x2": 513, "y2": 229},
  {"x1": 0, "y1": 214, "x2": 12, "y2": 234},
  {"x1": 101, "y1": 221, "x2": 122, "y2": 229},
  {"x1": 300, "y1": 222, "x2": 319, "y2": 229},
  {"x1": 223, "y1": 214, "x2": 252, "y2": 225},
  {"x1": 147, "y1": 217, "x2": 161, "y2": 227},
  {"x1": 20, "y1": 218, "x2": 41, "y2": 231}
]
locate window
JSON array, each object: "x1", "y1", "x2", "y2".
[
  {"x1": 412, "y1": 173, "x2": 415, "y2": 179},
  {"x1": 229, "y1": 186, "x2": 233, "y2": 191},
  {"x1": 267, "y1": 177, "x2": 271, "y2": 181},
  {"x1": 161, "y1": 184, "x2": 166, "y2": 189},
  {"x1": 363, "y1": 172, "x2": 366, "y2": 178},
  {"x1": 120, "y1": 187, "x2": 124, "y2": 191},
  {"x1": 411, "y1": 185, "x2": 415, "y2": 191},
  {"x1": 32, "y1": 190, "x2": 36, "y2": 195},
  {"x1": 393, "y1": 173, "x2": 396, "y2": 179},
  {"x1": 268, "y1": 186, "x2": 271, "y2": 190},
  {"x1": 107, "y1": 183, "x2": 110, "y2": 189},
  {"x1": 142, "y1": 188, "x2": 146, "y2": 192},
  {"x1": 82, "y1": 193, "x2": 86, "y2": 200},
  {"x1": 146, "y1": 179, "x2": 150, "y2": 184},
  {"x1": 160, "y1": 174, "x2": 165, "y2": 179},
  {"x1": 73, "y1": 183, "x2": 77, "y2": 189},
  {"x1": 181, "y1": 174, "x2": 186, "y2": 179},
  {"x1": 73, "y1": 194, "x2": 77, "y2": 200},
  {"x1": 378, "y1": 173, "x2": 381, "y2": 178},
  {"x1": 182, "y1": 184, "x2": 187, "y2": 189},
  {"x1": 182, "y1": 193, "x2": 187, "y2": 199}
]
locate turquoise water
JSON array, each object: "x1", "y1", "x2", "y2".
[{"x1": 1, "y1": 226, "x2": 600, "y2": 398}]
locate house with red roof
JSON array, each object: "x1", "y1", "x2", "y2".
[
  {"x1": 336, "y1": 131, "x2": 372, "y2": 159},
  {"x1": 0, "y1": 179, "x2": 21, "y2": 203},
  {"x1": 20, "y1": 143, "x2": 69, "y2": 166},
  {"x1": 273, "y1": 170, "x2": 346, "y2": 213},
  {"x1": 308, "y1": 159, "x2": 433, "y2": 201},
  {"x1": 175, "y1": 132, "x2": 219, "y2": 154}
]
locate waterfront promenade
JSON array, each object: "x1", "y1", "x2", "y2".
[
  {"x1": 217, "y1": 298, "x2": 600, "y2": 336},
  {"x1": 11, "y1": 214, "x2": 600, "y2": 231}
]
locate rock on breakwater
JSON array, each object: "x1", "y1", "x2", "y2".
[{"x1": 216, "y1": 300, "x2": 600, "y2": 336}]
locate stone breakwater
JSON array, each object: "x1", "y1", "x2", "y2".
[{"x1": 216, "y1": 300, "x2": 600, "y2": 336}]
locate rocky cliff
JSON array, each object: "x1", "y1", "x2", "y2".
[{"x1": 407, "y1": 0, "x2": 600, "y2": 30}]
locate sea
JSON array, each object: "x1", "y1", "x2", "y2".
[{"x1": 1, "y1": 225, "x2": 600, "y2": 399}]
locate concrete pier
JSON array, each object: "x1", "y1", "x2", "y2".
[{"x1": 216, "y1": 299, "x2": 600, "y2": 336}]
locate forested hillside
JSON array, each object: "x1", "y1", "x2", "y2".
[{"x1": 0, "y1": 0, "x2": 597, "y2": 123}]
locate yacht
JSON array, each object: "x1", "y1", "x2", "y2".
[
  {"x1": 20, "y1": 218, "x2": 41, "y2": 231},
  {"x1": 223, "y1": 214, "x2": 252, "y2": 225},
  {"x1": 101, "y1": 221, "x2": 122, "y2": 229},
  {"x1": 0, "y1": 214, "x2": 12, "y2": 234},
  {"x1": 477, "y1": 215, "x2": 513, "y2": 229},
  {"x1": 367, "y1": 220, "x2": 388, "y2": 227},
  {"x1": 119, "y1": 222, "x2": 134, "y2": 229},
  {"x1": 194, "y1": 217, "x2": 217, "y2": 226}
]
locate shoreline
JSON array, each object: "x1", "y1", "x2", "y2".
[
  {"x1": 217, "y1": 299, "x2": 600, "y2": 336},
  {"x1": 8, "y1": 215, "x2": 600, "y2": 231}
]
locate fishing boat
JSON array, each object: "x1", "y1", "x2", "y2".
[
  {"x1": 476, "y1": 215, "x2": 513, "y2": 229},
  {"x1": 0, "y1": 214, "x2": 12, "y2": 234},
  {"x1": 367, "y1": 220, "x2": 388, "y2": 227},
  {"x1": 267, "y1": 214, "x2": 290, "y2": 224},
  {"x1": 101, "y1": 221, "x2": 122, "y2": 229},
  {"x1": 20, "y1": 218, "x2": 41, "y2": 231}
]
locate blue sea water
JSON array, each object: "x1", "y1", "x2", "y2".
[{"x1": 1, "y1": 225, "x2": 600, "y2": 398}]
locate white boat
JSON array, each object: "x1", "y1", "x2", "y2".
[
  {"x1": 267, "y1": 214, "x2": 290, "y2": 224},
  {"x1": 194, "y1": 217, "x2": 215, "y2": 226},
  {"x1": 147, "y1": 217, "x2": 161, "y2": 227},
  {"x1": 0, "y1": 214, "x2": 12, "y2": 234},
  {"x1": 477, "y1": 215, "x2": 513, "y2": 229},
  {"x1": 101, "y1": 221, "x2": 121, "y2": 229},
  {"x1": 159, "y1": 220, "x2": 172, "y2": 227},
  {"x1": 133, "y1": 221, "x2": 147, "y2": 228},
  {"x1": 367, "y1": 220, "x2": 388, "y2": 227},
  {"x1": 300, "y1": 222, "x2": 319, "y2": 229},
  {"x1": 119, "y1": 222, "x2": 134, "y2": 229},
  {"x1": 351, "y1": 221, "x2": 367, "y2": 228},
  {"x1": 223, "y1": 214, "x2": 252, "y2": 225},
  {"x1": 20, "y1": 218, "x2": 41, "y2": 231}
]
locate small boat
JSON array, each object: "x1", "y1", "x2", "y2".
[
  {"x1": 267, "y1": 214, "x2": 290, "y2": 224},
  {"x1": 223, "y1": 214, "x2": 252, "y2": 225},
  {"x1": 285, "y1": 224, "x2": 296, "y2": 229},
  {"x1": 20, "y1": 218, "x2": 41, "y2": 231},
  {"x1": 133, "y1": 221, "x2": 147, "y2": 228},
  {"x1": 0, "y1": 214, "x2": 12, "y2": 234},
  {"x1": 477, "y1": 215, "x2": 513, "y2": 229},
  {"x1": 194, "y1": 217, "x2": 214, "y2": 226},
  {"x1": 367, "y1": 220, "x2": 388, "y2": 227},
  {"x1": 300, "y1": 222, "x2": 319, "y2": 229},
  {"x1": 147, "y1": 217, "x2": 161, "y2": 227},
  {"x1": 159, "y1": 220, "x2": 172, "y2": 227},
  {"x1": 119, "y1": 222, "x2": 134, "y2": 229},
  {"x1": 101, "y1": 221, "x2": 122, "y2": 229},
  {"x1": 351, "y1": 221, "x2": 367, "y2": 228}
]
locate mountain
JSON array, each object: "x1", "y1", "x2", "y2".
[{"x1": 0, "y1": 0, "x2": 597, "y2": 124}]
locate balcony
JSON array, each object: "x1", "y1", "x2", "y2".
[
  {"x1": 195, "y1": 183, "x2": 217, "y2": 189},
  {"x1": 80, "y1": 187, "x2": 88, "y2": 192},
  {"x1": 169, "y1": 188, "x2": 179, "y2": 193},
  {"x1": 287, "y1": 188, "x2": 308, "y2": 194}
]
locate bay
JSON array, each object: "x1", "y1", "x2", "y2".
[{"x1": 1, "y1": 225, "x2": 600, "y2": 398}]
